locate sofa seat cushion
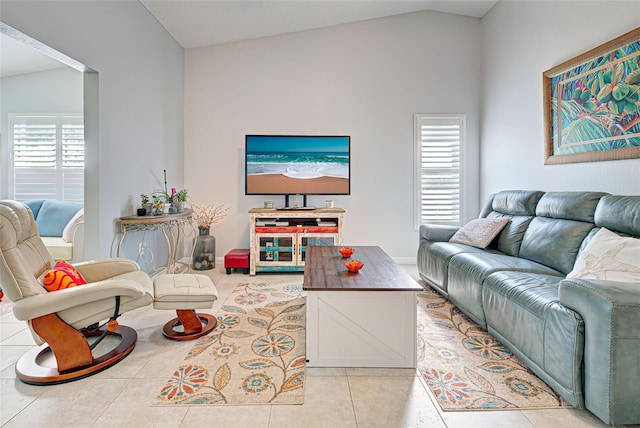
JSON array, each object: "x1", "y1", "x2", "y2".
[
  {"x1": 483, "y1": 271, "x2": 585, "y2": 407},
  {"x1": 41, "y1": 237, "x2": 73, "y2": 261},
  {"x1": 417, "y1": 241, "x2": 497, "y2": 296},
  {"x1": 447, "y1": 252, "x2": 562, "y2": 327},
  {"x1": 483, "y1": 272, "x2": 564, "y2": 362}
]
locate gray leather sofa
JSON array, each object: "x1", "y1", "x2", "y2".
[{"x1": 417, "y1": 190, "x2": 640, "y2": 425}]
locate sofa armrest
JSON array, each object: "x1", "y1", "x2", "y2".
[
  {"x1": 559, "y1": 278, "x2": 640, "y2": 424},
  {"x1": 419, "y1": 224, "x2": 459, "y2": 243},
  {"x1": 70, "y1": 221, "x2": 84, "y2": 263}
]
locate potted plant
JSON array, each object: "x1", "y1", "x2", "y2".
[
  {"x1": 174, "y1": 189, "x2": 188, "y2": 213},
  {"x1": 151, "y1": 194, "x2": 164, "y2": 215},
  {"x1": 140, "y1": 194, "x2": 152, "y2": 215},
  {"x1": 154, "y1": 191, "x2": 173, "y2": 214}
]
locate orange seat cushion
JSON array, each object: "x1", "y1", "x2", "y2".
[{"x1": 43, "y1": 260, "x2": 87, "y2": 292}]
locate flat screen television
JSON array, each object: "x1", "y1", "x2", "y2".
[{"x1": 245, "y1": 135, "x2": 350, "y2": 199}]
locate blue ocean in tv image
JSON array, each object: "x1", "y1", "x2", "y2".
[
  {"x1": 246, "y1": 136, "x2": 350, "y2": 180},
  {"x1": 246, "y1": 152, "x2": 349, "y2": 179}
]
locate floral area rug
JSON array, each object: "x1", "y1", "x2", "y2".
[
  {"x1": 154, "y1": 281, "x2": 306, "y2": 405},
  {"x1": 417, "y1": 285, "x2": 571, "y2": 411}
]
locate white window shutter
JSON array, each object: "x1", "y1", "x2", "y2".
[
  {"x1": 414, "y1": 114, "x2": 464, "y2": 228},
  {"x1": 9, "y1": 114, "x2": 84, "y2": 202},
  {"x1": 61, "y1": 116, "x2": 85, "y2": 202}
]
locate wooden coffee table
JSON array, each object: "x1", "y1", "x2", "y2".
[{"x1": 303, "y1": 246, "x2": 422, "y2": 368}]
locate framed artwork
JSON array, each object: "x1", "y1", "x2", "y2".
[{"x1": 543, "y1": 27, "x2": 640, "y2": 164}]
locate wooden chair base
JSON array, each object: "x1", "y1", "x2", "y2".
[
  {"x1": 15, "y1": 325, "x2": 137, "y2": 385},
  {"x1": 162, "y1": 310, "x2": 217, "y2": 341}
]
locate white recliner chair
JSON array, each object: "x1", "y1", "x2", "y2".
[{"x1": 0, "y1": 200, "x2": 154, "y2": 385}]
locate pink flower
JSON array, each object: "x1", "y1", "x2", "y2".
[{"x1": 171, "y1": 187, "x2": 176, "y2": 195}]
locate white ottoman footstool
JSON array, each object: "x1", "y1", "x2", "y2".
[{"x1": 153, "y1": 274, "x2": 218, "y2": 341}]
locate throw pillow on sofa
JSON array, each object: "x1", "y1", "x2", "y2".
[
  {"x1": 567, "y1": 227, "x2": 640, "y2": 282},
  {"x1": 449, "y1": 217, "x2": 510, "y2": 249},
  {"x1": 42, "y1": 260, "x2": 87, "y2": 292}
]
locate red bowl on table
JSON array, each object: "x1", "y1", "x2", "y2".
[
  {"x1": 345, "y1": 259, "x2": 364, "y2": 272},
  {"x1": 339, "y1": 247, "x2": 354, "y2": 258}
]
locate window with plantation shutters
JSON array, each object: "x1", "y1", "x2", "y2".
[
  {"x1": 414, "y1": 114, "x2": 464, "y2": 228},
  {"x1": 9, "y1": 114, "x2": 84, "y2": 203}
]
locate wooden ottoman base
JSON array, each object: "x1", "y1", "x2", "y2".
[
  {"x1": 162, "y1": 310, "x2": 218, "y2": 341},
  {"x1": 153, "y1": 274, "x2": 219, "y2": 341}
]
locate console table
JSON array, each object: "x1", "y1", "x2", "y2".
[
  {"x1": 117, "y1": 210, "x2": 193, "y2": 275},
  {"x1": 248, "y1": 208, "x2": 345, "y2": 275}
]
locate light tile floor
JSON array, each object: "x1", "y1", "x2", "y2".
[{"x1": 0, "y1": 265, "x2": 627, "y2": 427}]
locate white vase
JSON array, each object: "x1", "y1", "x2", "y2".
[
  {"x1": 162, "y1": 203, "x2": 171, "y2": 214},
  {"x1": 175, "y1": 201, "x2": 186, "y2": 213}
]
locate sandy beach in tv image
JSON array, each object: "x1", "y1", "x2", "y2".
[{"x1": 246, "y1": 136, "x2": 350, "y2": 194}]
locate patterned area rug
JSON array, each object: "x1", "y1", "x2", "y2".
[
  {"x1": 154, "y1": 281, "x2": 306, "y2": 405},
  {"x1": 417, "y1": 285, "x2": 571, "y2": 411}
]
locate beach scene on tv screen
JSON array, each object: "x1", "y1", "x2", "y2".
[{"x1": 246, "y1": 136, "x2": 350, "y2": 195}]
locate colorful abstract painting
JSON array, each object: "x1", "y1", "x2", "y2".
[{"x1": 544, "y1": 27, "x2": 640, "y2": 164}]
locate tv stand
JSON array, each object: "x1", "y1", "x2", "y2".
[{"x1": 249, "y1": 208, "x2": 345, "y2": 275}]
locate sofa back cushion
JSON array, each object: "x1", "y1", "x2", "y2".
[
  {"x1": 34, "y1": 200, "x2": 83, "y2": 237},
  {"x1": 535, "y1": 191, "x2": 607, "y2": 223},
  {"x1": 520, "y1": 218, "x2": 595, "y2": 274},
  {"x1": 519, "y1": 192, "x2": 605, "y2": 274},
  {"x1": 594, "y1": 195, "x2": 640, "y2": 237},
  {"x1": 24, "y1": 200, "x2": 45, "y2": 219},
  {"x1": 488, "y1": 214, "x2": 534, "y2": 256},
  {"x1": 491, "y1": 190, "x2": 545, "y2": 216},
  {"x1": 482, "y1": 190, "x2": 544, "y2": 257}
]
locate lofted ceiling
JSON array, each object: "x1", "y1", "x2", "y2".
[
  {"x1": 140, "y1": 0, "x2": 499, "y2": 49},
  {"x1": 0, "y1": 0, "x2": 498, "y2": 77}
]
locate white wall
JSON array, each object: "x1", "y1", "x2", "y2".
[
  {"x1": 1, "y1": 1, "x2": 184, "y2": 260},
  {"x1": 0, "y1": 67, "x2": 82, "y2": 145},
  {"x1": 480, "y1": 1, "x2": 640, "y2": 201},
  {"x1": 185, "y1": 11, "x2": 482, "y2": 260},
  {"x1": 0, "y1": 67, "x2": 83, "y2": 199}
]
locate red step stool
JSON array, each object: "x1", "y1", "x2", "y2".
[{"x1": 224, "y1": 249, "x2": 250, "y2": 274}]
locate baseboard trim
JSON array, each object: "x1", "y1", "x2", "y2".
[{"x1": 393, "y1": 257, "x2": 417, "y2": 265}]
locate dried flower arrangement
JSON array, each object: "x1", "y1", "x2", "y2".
[{"x1": 191, "y1": 202, "x2": 229, "y2": 229}]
